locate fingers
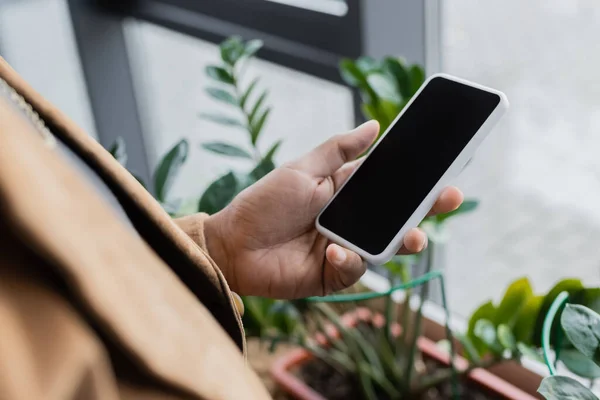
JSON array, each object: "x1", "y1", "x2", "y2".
[
  {"x1": 428, "y1": 186, "x2": 463, "y2": 216},
  {"x1": 332, "y1": 158, "x2": 362, "y2": 190},
  {"x1": 289, "y1": 120, "x2": 379, "y2": 178},
  {"x1": 397, "y1": 228, "x2": 428, "y2": 254},
  {"x1": 322, "y1": 244, "x2": 367, "y2": 294}
]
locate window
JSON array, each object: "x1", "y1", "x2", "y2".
[
  {"x1": 441, "y1": 0, "x2": 600, "y2": 316},
  {"x1": 103, "y1": 0, "x2": 362, "y2": 83},
  {"x1": 124, "y1": 20, "x2": 354, "y2": 201}
]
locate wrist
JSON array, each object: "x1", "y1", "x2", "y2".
[{"x1": 204, "y1": 212, "x2": 235, "y2": 287}]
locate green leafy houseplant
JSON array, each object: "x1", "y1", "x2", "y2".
[
  {"x1": 465, "y1": 278, "x2": 600, "y2": 373},
  {"x1": 109, "y1": 137, "x2": 189, "y2": 217},
  {"x1": 340, "y1": 56, "x2": 425, "y2": 136},
  {"x1": 269, "y1": 275, "x2": 600, "y2": 399},
  {"x1": 270, "y1": 266, "x2": 517, "y2": 399},
  {"x1": 538, "y1": 304, "x2": 600, "y2": 399},
  {"x1": 198, "y1": 36, "x2": 281, "y2": 215}
]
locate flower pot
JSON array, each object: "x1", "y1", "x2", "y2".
[
  {"x1": 270, "y1": 308, "x2": 539, "y2": 400},
  {"x1": 359, "y1": 270, "x2": 545, "y2": 396}
]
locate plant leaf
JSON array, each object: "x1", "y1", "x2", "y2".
[
  {"x1": 474, "y1": 319, "x2": 502, "y2": 354},
  {"x1": 244, "y1": 39, "x2": 264, "y2": 57},
  {"x1": 240, "y1": 78, "x2": 259, "y2": 110},
  {"x1": 198, "y1": 171, "x2": 240, "y2": 214},
  {"x1": 560, "y1": 349, "x2": 600, "y2": 379},
  {"x1": 514, "y1": 295, "x2": 544, "y2": 344},
  {"x1": 495, "y1": 277, "x2": 534, "y2": 327},
  {"x1": 267, "y1": 301, "x2": 302, "y2": 336},
  {"x1": 435, "y1": 199, "x2": 479, "y2": 224},
  {"x1": 249, "y1": 90, "x2": 268, "y2": 124},
  {"x1": 242, "y1": 296, "x2": 275, "y2": 337},
  {"x1": 457, "y1": 333, "x2": 481, "y2": 362},
  {"x1": 516, "y1": 342, "x2": 544, "y2": 363},
  {"x1": 263, "y1": 140, "x2": 282, "y2": 162},
  {"x1": 205, "y1": 87, "x2": 238, "y2": 106},
  {"x1": 109, "y1": 137, "x2": 127, "y2": 166},
  {"x1": 497, "y1": 324, "x2": 517, "y2": 350},
  {"x1": 251, "y1": 107, "x2": 271, "y2": 145},
  {"x1": 340, "y1": 59, "x2": 377, "y2": 103},
  {"x1": 533, "y1": 279, "x2": 585, "y2": 347},
  {"x1": 538, "y1": 376, "x2": 598, "y2": 400},
  {"x1": 199, "y1": 113, "x2": 245, "y2": 128},
  {"x1": 561, "y1": 304, "x2": 600, "y2": 366},
  {"x1": 356, "y1": 56, "x2": 381, "y2": 74},
  {"x1": 340, "y1": 58, "x2": 365, "y2": 87},
  {"x1": 205, "y1": 66, "x2": 234, "y2": 84},
  {"x1": 361, "y1": 103, "x2": 388, "y2": 133},
  {"x1": 467, "y1": 302, "x2": 497, "y2": 356},
  {"x1": 220, "y1": 36, "x2": 244, "y2": 65},
  {"x1": 408, "y1": 65, "x2": 426, "y2": 95},
  {"x1": 382, "y1": 57, "x2": 410, "y2": 99},
  {"x1": 201, "y1": 141, "x2": 253, "y2": 159},
  {"x1": 380, "y1": 99, "x2": 401, "y2": 124},
  {"x1": 250, "y1": 156, "x2": 276, "y2": 181},
  {"x1": 154, "y1": 139, "x2": 189, "y2": 203}
]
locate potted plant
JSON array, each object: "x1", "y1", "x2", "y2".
[
  {"x1": 537, "y1": 299, "x2": 600, "y2": 399},
  {"x1": 463, "y1": 278, "x2": 600, "y2": 394},
  {"x1": 268, "y1": 233, "x2": 545, "y2": 400}
]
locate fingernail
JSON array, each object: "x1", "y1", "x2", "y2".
[
  {"x1": 334, "y1": 246, "x2": 347, "y2": 263},
  {"x1": 355, "y1": 120, "x2": 377, "y2": 131},
  {"x1": 421, "y1": 235, "x2": 428, "y2": 251}
]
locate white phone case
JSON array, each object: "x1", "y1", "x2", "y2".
[{"x1": 315, "y1": 73, "x2": 509, "y2": 266}]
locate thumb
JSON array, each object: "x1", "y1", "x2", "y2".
[
  {"x1": 322, "y1": 244, "x2": 367, "y2": 295},
  {"x1": 289, "y1": 120, "x2": 379, "y2": 178}
]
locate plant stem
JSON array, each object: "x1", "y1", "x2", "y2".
[
  {"x1": 403, "y1": 246, "x2": 435, "y2": 393},
  {"x1": 397, "y1": 262, "x2": 413, "y2": 357},
  {"x1": 384, "y1": 275, "x2": 395, "y2": 346},
  {"x1": 231, "y1": 73, "x2": 262, "y2": 162}
]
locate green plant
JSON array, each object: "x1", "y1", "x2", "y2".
[
  {"x1": 465, "y1": 278, "x2": 600, "y2": 372},
  {"x1": 271, "y1": 263, "x2": 513, "y2": 399},
  {"x1": 109, "y1": 137, "x2": 189, "y2": 216},
  {"x1": 197, "y1": 36, "x2": 294, "y2": 337},
  {"x1": 340, "y1": 56, "x2": 425, "y2": 136},
  {"x1": 198, "y1": 36, "x2": 281, "y2": 214},
  {"x1": 538, "y1": 304, "x2": 600, "y2": 399}
]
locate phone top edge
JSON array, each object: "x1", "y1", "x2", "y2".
[{"x1": 428, "y1": 73, "x2": 510, "y2": 108}]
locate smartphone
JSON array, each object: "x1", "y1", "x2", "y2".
[{"x1": 316, "y1": 73, "x2": 508, "y2": 265}]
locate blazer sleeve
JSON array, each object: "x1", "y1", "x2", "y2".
[
  {"x1": 173, "y1": 213, "x2": 245, "y2": 316},
  {"x1": 173, "y1": 212, "x2": 211, "y2": 252}
]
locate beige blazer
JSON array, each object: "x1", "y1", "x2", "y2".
[{"x1": 0, "y1": 58, "x2": 271, "y2": 400}]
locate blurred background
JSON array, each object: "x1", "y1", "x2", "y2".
[{"x1": 1, "y1": 0, "x2": 599, "y2": 318}]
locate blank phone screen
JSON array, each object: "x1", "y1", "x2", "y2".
[{"x1": 318, "y1": 76, "x2": 501, "y2": 255}]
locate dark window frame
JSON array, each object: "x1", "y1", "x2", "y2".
[{"x1": 98, "y1": 0, "x2": 363, "y2": 84}]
